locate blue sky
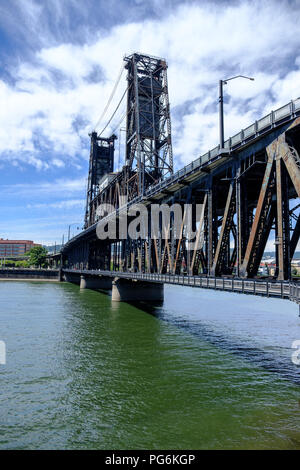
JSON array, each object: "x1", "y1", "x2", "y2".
[{"x1": 0, "y1": 0, "x2": 300, "y2": 246}]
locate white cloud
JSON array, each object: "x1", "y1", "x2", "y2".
[
  {"x1": 2, "y1": 177, "x2": 87, "y2": 197},
  {"x1": 1, "y1": 0, "x2": 300, "y2": 171},
  {"x1": 51, "y1": 158, "x2": 65, "y2": 168},
  {"x1": 27, "y1": 199, "x2": 85, "y2": 209},
  {"x1": 1, "y1": 0, "x2": 300, "y2": 247}
]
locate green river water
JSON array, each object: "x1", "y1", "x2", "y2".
[{"x1": 0, "y1": 280, "x2": 300, "y2": 449}]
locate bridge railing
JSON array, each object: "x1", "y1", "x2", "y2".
[
  {"x1": 64, "y1": 268, "x2": 300, "y2": 303},
  {"x1": 289, "y1": 282, "x2": 300, "y2": 304},
  {"x1": 144, "y1": 98, "x2": 300, "y2": 199}
]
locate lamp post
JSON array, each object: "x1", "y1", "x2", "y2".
[
  {"x1": 68, "y1": 223, "x2": 81, "y2": 241},
  {"x1": 219, "y1": 75, "x2": 254, "y2": 149}
]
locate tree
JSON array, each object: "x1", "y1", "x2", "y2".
[
  {"x1": 15, "y1": 260, "x2": 30, "y2": 268},
  {"x1": 26, "y1": 246, "x2": 48, "y2": 268},
  {"x1": 292, "y1": 267, "x2": 299, "y2": 276}
]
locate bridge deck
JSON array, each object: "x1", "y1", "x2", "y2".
[
  {"x1": 63, "y1": 269, "x2": 300, "y2": 304},
  {"x1": 61, "y1": 97, "x2": 300, "y2": 285}
]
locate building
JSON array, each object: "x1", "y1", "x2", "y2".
[
  {"x1": 291, "y1": 259, "x2": 300, "y2": 276},
  {"x1": 0, "y1": 239, "x2": 41, "y2": 257}
]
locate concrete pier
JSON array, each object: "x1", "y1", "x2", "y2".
[
  {"x1": 112, "y1": 277, "x2": 164, "y2": 302},
  {"x1": 79, "y1": 275, "x2": 112, "y2": 290}
]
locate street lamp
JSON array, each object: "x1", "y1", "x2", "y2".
[
  {"x1": 68, "y1": 223, "x2": 81, "y2": 241},
  {"x1": 219, "y1": 75, "x2": 254, "y2": 150}
]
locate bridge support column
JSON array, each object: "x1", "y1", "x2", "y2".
[
  {"x1": 80, "y1": 275, "x2": 112, "y2": 290},
  {"x1": 80, "y1": 275, "x2": 87, "y2": 289},
  {"x1": 112, "y1": 277, "x2": 164, "y2": 302}
]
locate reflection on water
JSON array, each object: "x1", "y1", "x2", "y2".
[
  {"x1": 147, "y1": 294, "x2": 300, "y2": 386},
  {"x1": 0, "y1": 281, "x2": 300, "y2": 449}
]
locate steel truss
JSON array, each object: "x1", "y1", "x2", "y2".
[
  {"x1": 64, "y1": 55, "x2": 300, "y2": 282},
  {"x1": 84, "y1": 53, "x2": 174, "y2": 232}
]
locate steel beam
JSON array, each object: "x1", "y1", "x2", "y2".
[
  {"x1": 211, "y1": 181, "x2": 235, "y2": 276},
  {"x1": 240, "y1": 145, "x2": 275, "y2": 278}
]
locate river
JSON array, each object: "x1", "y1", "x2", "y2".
[{"x1": 0, "y1": 280, "x2": 300, "y2": 449}]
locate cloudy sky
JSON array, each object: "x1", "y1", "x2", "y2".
[{"x1": 0, "y1": 0, "x2": 300, "y2": 245}]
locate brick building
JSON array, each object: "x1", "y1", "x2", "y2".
[{"x1": 0, "y1": 239, "x2": 40, "y2": 257}]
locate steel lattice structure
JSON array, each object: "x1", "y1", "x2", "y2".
[
  {"x1": 61, "y1": 54, "x2": 300, "y2": 283},
  {"x1": 124, "y1": 52, "x2": 173, "y2": 195},
  {"x1": 84, "y1": 132, "x2": 117, "y2": 229},
  {"x1": 84, "y1": 53, "x2": 174, "y2": 229}
]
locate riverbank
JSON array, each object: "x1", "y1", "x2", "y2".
[
  {"x1": 0, "y1": 268, "x2": 60, "y2": 281},
  {"x1": 0, "y1": 278, "x2": 60, "y2": 282}
]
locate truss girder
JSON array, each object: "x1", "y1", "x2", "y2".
[{"x1": 64, "y1": 117, "x2": 300, "y2": 281}]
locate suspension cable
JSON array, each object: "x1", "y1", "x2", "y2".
[
  {"x1": 98, "y1": 85, "x2": 128, "y2": 137},
  {"x1": 92, "y1": 63, "x2": 124, "y2": 132},
  {"x1": 110, "y1": 84, "x2": 133, "y2": 135},
  {"x1": 111, "y1": 108, "x2": 127, "y2": 135}
]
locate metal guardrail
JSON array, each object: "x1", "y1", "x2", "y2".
[
  {"x1": 144, "y1": 99, "x2": 300, "y2": 199},
  {"x1": 63, "y1": 269, "x2": 300, "y2": 304},
  {"x1": 289, "y1": 282, "x2": 300, "y2": 304}
]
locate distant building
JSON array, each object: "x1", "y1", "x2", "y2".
[
  {"x1": 0, "y1": 239, "x2": 41, "y2": 257},
  {"x1": 259, "y1": 258, "x2": 300, "y2": 276},
  {"x1": 259, "y1": 260, "x2": 276, "y2": 276}
]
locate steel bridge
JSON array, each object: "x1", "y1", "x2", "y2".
[{"x1": 57, "y1": 52, "x2": 300, "y2": 302}]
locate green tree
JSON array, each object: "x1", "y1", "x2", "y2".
[
  {"x1": 2, "y1": 259, "x2": 15, "y2": 267},
  {"x1": 26, "y1": 246, "x2": 48, "y2": 268},
  {"x1": 15, "y1": 260, "x2": 30, "y2": 268}
]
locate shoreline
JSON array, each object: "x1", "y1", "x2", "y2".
[{"x1": 0, "y1": 278, "x2": 60, "y2": 282}]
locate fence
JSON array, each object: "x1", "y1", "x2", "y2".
[{"x1": 63, "y1": 269, "x2": 300, "y2": 304}]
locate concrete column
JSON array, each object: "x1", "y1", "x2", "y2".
[
  {"x1": 112, "y1": 277, "x2": 164, "y2": 302},
  {"x1": 64, "y1": 273, "x2": 71, "y2": 283},
  {"x1": 58, "y1": 268, "x2": 63, "y2": 282},
  {"x1": 80, "y1": 275, "x2": 87, "y2": 289}
]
